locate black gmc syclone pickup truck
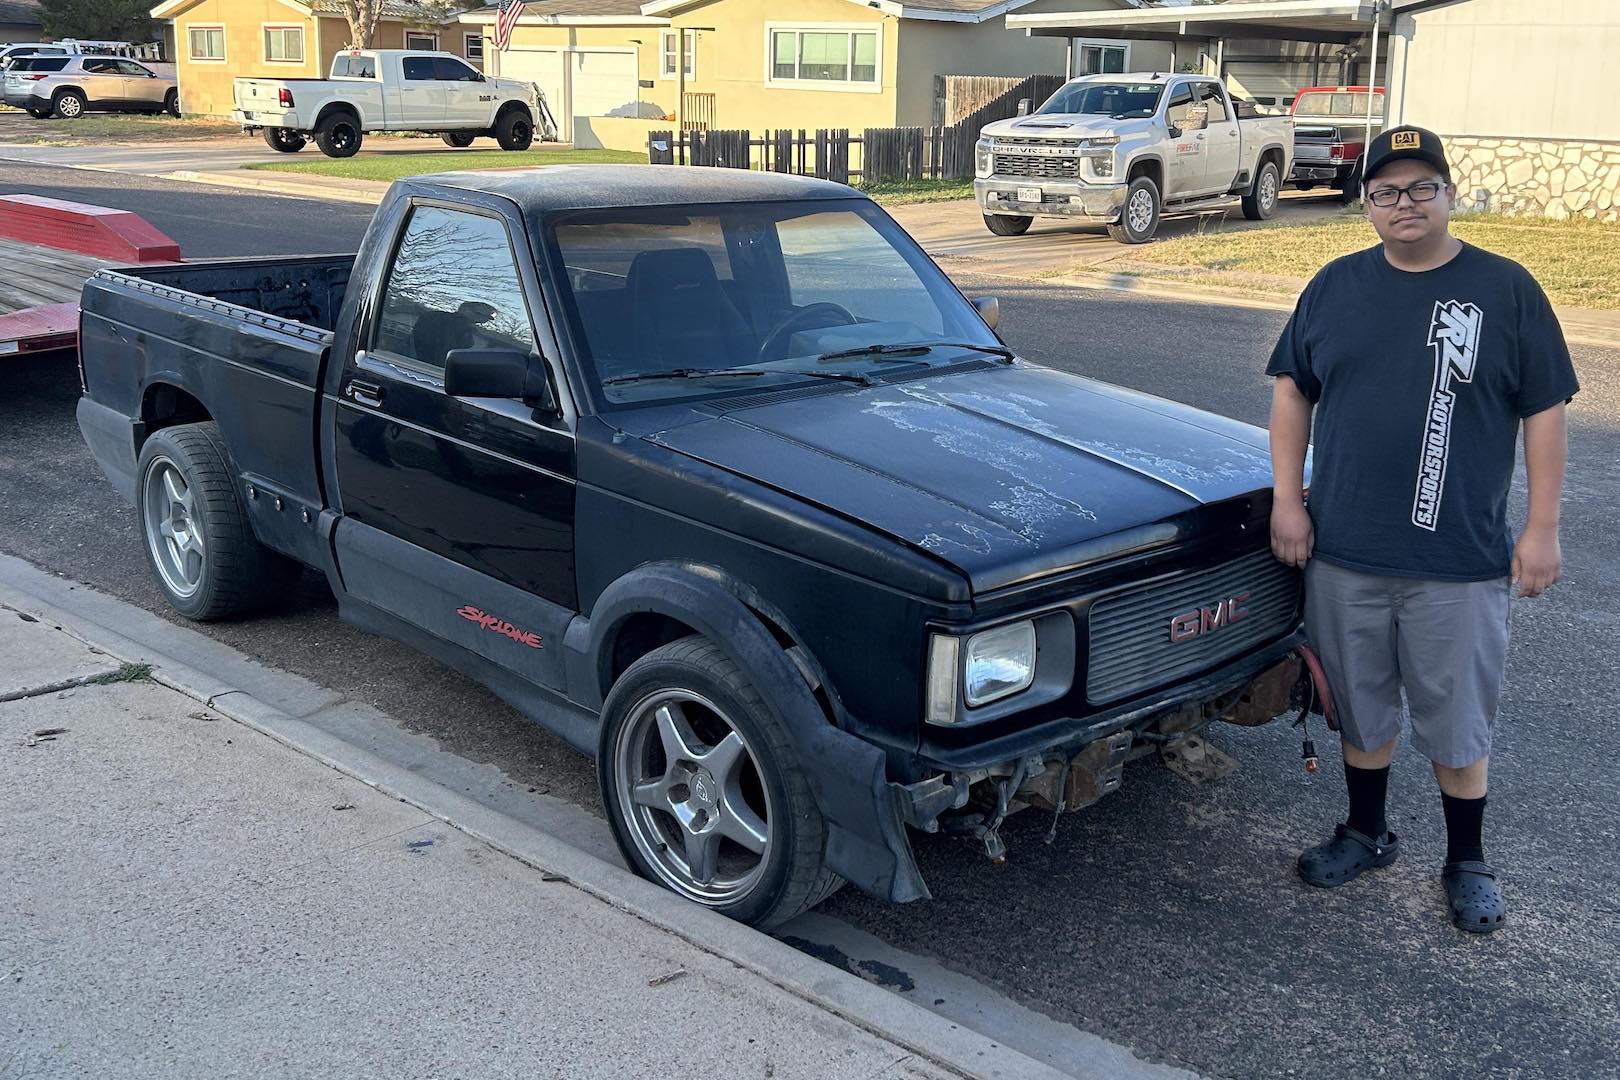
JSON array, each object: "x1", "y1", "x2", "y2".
[{"x1": 76, "y1": 166, "x2": 1303, "y2": 928}]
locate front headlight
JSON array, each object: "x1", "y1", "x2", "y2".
[
  {"x1": 975, "y1": 138, "x2": 994, "y2": 179},
  {"x1": 963, "y1": 621, "x2": 1037, "y2": 706}
]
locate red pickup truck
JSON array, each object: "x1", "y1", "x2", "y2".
[{"x1": 1287, "y1": 85, "x2": 1384, "y2": 201}]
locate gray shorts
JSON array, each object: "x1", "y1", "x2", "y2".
[{"x1": 1303, "y1": 559, "x2": 1513, "y2": 768}]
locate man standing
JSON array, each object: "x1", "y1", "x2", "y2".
[{"x1": 1266, "y1": 126, "x2": 1579, "y2": 933}]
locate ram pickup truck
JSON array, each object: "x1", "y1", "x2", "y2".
[
  {"x1": 1288, "y1": 85, "x2": 1384, "y2": 200},
  {"x1": 976, "y1": 72, "x2": 1294, "y2": 244},
  {"x1": 77, "y1": 166, "x2": 1305, "y2": 928},
  {"x1": 234, "y1": 49, "x2": 552, "y2": 158}
]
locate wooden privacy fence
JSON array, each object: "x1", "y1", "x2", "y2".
[{"x1": 646, "y1": 73, "x2": 1067, "y2": 185}]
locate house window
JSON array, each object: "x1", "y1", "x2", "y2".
[
  {"x1": 464, "y1": 33, "x2": 483, "y2": 63},
  {"x1": 187, "y1": 26, "x2": 225, "y2": 62},
  {"x1": 660, "y1": 29, "x2": 694, "y2": 79},
  {"x1": 768, "y1": 27, "x2": 877, "y2": 86},
  {"x1": 1075, "y1": 40, "x2": 1128, "y2": 76},
  {"x1": 263, "y1": 26, "x2": 305, "y2": 63},
  {"x1": 404, "y1": 32, "x2": 438, "y2": 50}
]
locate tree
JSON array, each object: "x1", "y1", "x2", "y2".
[
  {"x1": 37, "y1": 0, "x2": 155, "y2": 42},
  {"x1": 336, "y1": 0, "x2": 460, "y2": 49}
]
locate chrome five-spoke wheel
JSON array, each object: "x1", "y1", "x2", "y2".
[
  {"x1": 143, "y1": 457, "x2": 205, "y2": 599},
  {"x1": 613, "y1": 688, "x2": 774, "y2": 904}
]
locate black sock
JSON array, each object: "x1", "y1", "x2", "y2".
[
  {"x1": 1442, "y1": 793, "x2": 1487, "y2": 865},
  {"x1": 1344, "y1": 763, "x2": 1390, "y2": 839}
]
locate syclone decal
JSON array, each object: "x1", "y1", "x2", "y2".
[{"x1": 457, "y1": 605, "x2": 544, "y2": 649}]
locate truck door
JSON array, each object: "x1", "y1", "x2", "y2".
[
  {"x1": 393, "y1": 54, "x2": 446, "y2": 128},
  {"x1": 1162, "y1": 83, "x2": 1203, "y2": 200},
  {"x1": 327, "y1": 197, "x2": 576, "y2": 690},
  {"x1": 435, "y1": 55, "x2": 487, "y2": 127},
  {"x1": 1198, "y1": 82, "x2": 1243, "y2": 195}
]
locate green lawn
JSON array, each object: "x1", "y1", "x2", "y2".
[
  {"x1": 245, "y1": 146, "x2": 644, "y2": 182},
  {"x1": 857, "y1": 178, "x2": 975, "y2": 205},
  {"x1": 1113, "y1": 212, "x2": 1620, "y2": 310}
]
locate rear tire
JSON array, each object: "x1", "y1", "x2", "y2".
[
  {"x1": 983, "y1": 213, "x2": 1032, "y2": 236},
  {"x1": 313, "y1": 112, "x2": 362, "y2": 158},
  {"x1": 599, "y1": 636, "x2": 842, "y2": 930},
  {"x1": 1107, "y1": 175, "x2": 1161, "y2": 243},
  {"x1": 494, "y1": 108, "x2": 534, "y2": 151},
  {"x1": 25, "y1": 106, "x2": 50, "y2": 119},
  {"x1": 1337, "y1": 161, "x2": 1363, "y2": 203},
  {"x1": 52, "y1": 89, "x2": 85, "y2": 119},
  {"x1": 135, "y1": 422, "x2": 298, "y2": 621},
  {"x1": 441, "y1": 131, "x2": 476, "y2": 148},
  {"x1": 1242, "y1": 160, "x2": 1281, "y2": 221},
  {"x1": 263, "y1": 127, "x2": 307, "y2": 153},
  {"x1": 163, "y1": 89, "x2": 181, "y2": 118}
]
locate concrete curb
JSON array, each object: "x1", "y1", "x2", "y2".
[
  {"x1": 0, "y1": 556, "x2": 1080, "y2": 1080},
  {"x1": 165, "y1": 168, "x2": 386, "y2": 205}
]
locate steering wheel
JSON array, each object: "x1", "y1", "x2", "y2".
[{"x1": 757, "y1": 302, "x2": 858, "y2": 363}]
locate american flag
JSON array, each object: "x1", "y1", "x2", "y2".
[{"x1": 491, "y1": 0, "x2": 526, "y2": 52}]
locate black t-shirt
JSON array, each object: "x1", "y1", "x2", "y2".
[{"x1": 1267, "y1": 242, "x2": 1579, "y2": 581}]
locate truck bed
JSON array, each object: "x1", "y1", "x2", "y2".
[{"x1": 76, "y1": 254, "x2": 355, "y2": 556}]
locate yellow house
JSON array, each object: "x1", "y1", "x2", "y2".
[
  {"x1": 150, "y1": 0, "x2": 476, "y2": 119},
  {"x1": 462, "y1": 0, "x2": 1163, "y2": 150}
]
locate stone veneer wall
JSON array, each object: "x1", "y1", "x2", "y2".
[{"x1": 1445, "y1": 137, "x2": 1620, "y2": 221}]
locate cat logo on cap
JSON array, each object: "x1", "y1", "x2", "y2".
[{"x1": 1391, "y1": 131, "x2": 1421, "y2": 149}]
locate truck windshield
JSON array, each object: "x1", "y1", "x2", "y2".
[
  {"x1": 546, "y1": 200, "x2": 1005, "y2": 408},
  {"x1": 1294, "y1": 90, "x2": 1383, "y2": 117},
  {"x1": 1038, "y1": 82, "x2": 1164, "y2": 119}
]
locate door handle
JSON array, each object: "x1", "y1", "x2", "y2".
[
  {"x1": 1195, "y1": 132, "x2": 1206, "y2": 140},
  {"x1": 346, "y1": 378, "x2": 385, "y2": 408}
]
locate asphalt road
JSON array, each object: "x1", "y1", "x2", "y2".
[{"x1": 3, "y1": 160, "x2": 1617, "y2": 1079}]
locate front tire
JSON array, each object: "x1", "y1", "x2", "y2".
[
  {"x1": 599, "y1": 636, "x2": 841, "y2": 930},
  {"x1": 983, "y1": 213, "x2": 1032, "y2": 236},
  {"x1": 1242, "y1": 160, "x2": 1281, "y2": 221},
  {"x1": 136, "y1": 422, "x2": 296, "y2": 621},
  {"x1": 163, "y1": 89, "x2": 181, "y2": 118},
  {"x1": 52, "y1": 90, "x2": 85, "y2": 119},
  {"x1": 441, "y1": 131, "x2": 476, "y2": 148},
  {"x1": 494, "y1": 108, "x2": 534, "y2": 151},
  {"x1": 25, "y1": 106, "x2": 51, "y2": 119},
  {"x1": 313, "y1": 112, "x2": 362, "y2": 158},
  {"x1": 263, "y1": 127, "x2": 307, "y2": 153},
  {"x1": 1107, "y1": 175, "x2": 1161, "y2": 243}
]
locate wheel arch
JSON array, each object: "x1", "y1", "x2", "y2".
[
  {"x1": 577, "y1": 560, "x2": 926, "y2": 903},
  {"x1": 1126, "y1": 153, "x2": 1164, "y2": 188},
  {"x1": 139, "y1": 380, "x2": 212, "y2": 444},
  {"x1": 313, "y1": 100, "x2": 362, "y2": 132},
  {"x1": 1253, "y1": 145, "x2": 1287, "y2": 192}
]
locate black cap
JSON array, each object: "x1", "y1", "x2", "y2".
[{"x1": 1363, "y1": 125, "x2": 1451, "y2": 184}]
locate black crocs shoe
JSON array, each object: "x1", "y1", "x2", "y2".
[
  {"x1": 1443, "y1": 861, "x2": 1507, "y2": 934},
  {"x1": 1298, "y1": 823, "x2": 1400, "y2": 888}
]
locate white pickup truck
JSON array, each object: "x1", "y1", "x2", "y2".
[
  {"x1": 975, "y1": 73, "x2": 1294, "y2": 244},
  {"x1": 234, "y1": 49, "x2": 553, "y2": 158}
]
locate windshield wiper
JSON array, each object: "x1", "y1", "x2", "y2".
[
  {"x1": 816, "y1": 341, "x2": 1016, "y2": 364},
  {"x1": 602, "y1": 366, "x2": 873, "y2": 387}
]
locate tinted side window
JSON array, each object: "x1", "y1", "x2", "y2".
[
  {"x1": 402, "y1": 56, "x2": 435, "y2": 81},
  {"x1": 373, "y1": 206, "x2": 536, "y2": 372},
  {"x1": 1198, "y1": 83, "x2": 1229, "y2": 123},
  {"x1": 434, "y1": 57, "x2": 478, "y2": 81},
  {"x1": 1165, "y1": 86, "x2": 1197, "y2": 126},
  {"x1": 81, "y1": 59, "x2": 118, "y2": 74},
  {"x1": 17, "y1": 57, "x2": 69, "y2": 72},
  {"x1": 115, "y1": 60, "x2": 152, "y2": 76}
]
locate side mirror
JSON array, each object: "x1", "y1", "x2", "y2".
[
  {"x1": 972, "y1": 296, "x2": 1000, "y2": 330},
  {"x1": 474, "y1": 72, "x2": 485, "y2": 82},
  {"x1": 1182, "y1": 105, "x2": 1209, "y2": 132},
  {"x1": 444, "y1": 348, "x2": 557, "y2": 411},
  {"x1": 1015, "y1": 98, "x2": 1031, "y2": 117}
]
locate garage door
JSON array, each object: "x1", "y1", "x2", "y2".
[
  {"x1": 568, "y1": 50, "x2": 637, "y2": 121},
  {"x1": 498, "y1": 48, "x2": 566, "y2": 137}
]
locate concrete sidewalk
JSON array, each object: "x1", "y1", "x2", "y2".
[{"x1": 0, "y1": 603, "x2": 989, "y2": 1080}]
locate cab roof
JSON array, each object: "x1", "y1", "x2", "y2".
[{"x1": 403, "y1": 164, "x2": 867, "y2": 214}]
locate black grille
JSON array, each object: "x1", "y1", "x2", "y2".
[
  {"x1": 1086, "y1": 549, "x2": 1299, "y2": 704},
  {"x1": 993, "y1": 154, "x2": 1080, "y2": 180}
]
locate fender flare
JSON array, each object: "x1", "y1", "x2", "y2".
[
  {"x1": 313, "y1": 101, "x2": 363, "y2": 132},
  {"x1": 574, "y1": 561, "x2": 928, "y2": 903}
]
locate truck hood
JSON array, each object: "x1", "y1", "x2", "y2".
[
  {"x1": 980, "y1": 115, "x2": 1148, "y2": 141},
  {"x1": 646, "y1": 365, "x2": 1276, "y2": 593}
]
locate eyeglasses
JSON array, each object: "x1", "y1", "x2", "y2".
[{"x1": 1366, "y1": 180, "x2": 1445, "y2": 208}]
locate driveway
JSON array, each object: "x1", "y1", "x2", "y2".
[{"x1": 885, "y1": 189, "x2": 1350, "y2": 278}]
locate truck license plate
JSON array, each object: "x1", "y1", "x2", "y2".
[{"x1": 1017, "y1": 187, "x2": 1042, "y2": 203}]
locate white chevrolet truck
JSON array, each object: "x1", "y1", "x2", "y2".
[
  {"x1": 975, "y1": 73, "x2": 1294, "y2": 244},
  {"x1": 234, "y1": 49, "x2": 553, "y2": 158}
]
